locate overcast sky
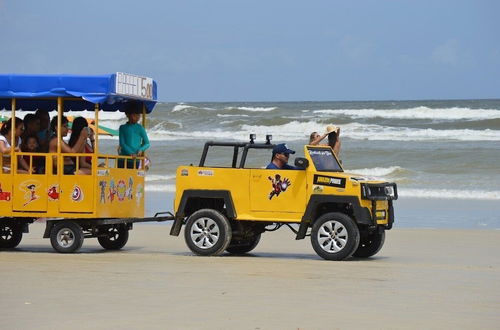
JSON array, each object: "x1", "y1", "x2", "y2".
[{"x1": 0, "y1": 0, "x2": 498, "y2": 102}]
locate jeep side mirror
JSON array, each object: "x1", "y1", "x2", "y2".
[{"x1": 294, "y1": 157, "x2": 309, "y2": 169}]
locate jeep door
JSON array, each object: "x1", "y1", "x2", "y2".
[{"x1": 249, "y1": 169, "x2": 307, "y2": 213}]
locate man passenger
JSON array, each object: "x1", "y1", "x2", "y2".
[{"x1": 266, "y1": 143, "x2": 297, "y2": 170}]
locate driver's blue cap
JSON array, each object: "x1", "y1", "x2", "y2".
[{"x1": 273, "y1": 143, "x2": 295, "y2": 155}]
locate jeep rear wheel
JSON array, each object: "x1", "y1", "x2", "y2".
[
  {"x1": 226, "y1": 233, "x2": 261, "y2": 254},
  {"x1": 353, "y1": 229, "x2": 385, "y2": 258},
  {"x1": 311, "y1": 212, "x2": 360, "y2": 261},
  {"x1": 184, "y1": 209, "x2": 232, "y2": 256}
]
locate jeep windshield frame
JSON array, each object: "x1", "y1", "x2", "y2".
[{"x1": 307, "y1": 146, "x2": 343, "y2": 172}]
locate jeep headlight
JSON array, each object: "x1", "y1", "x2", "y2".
[{"x1": 384, "y1": 185, "x2": 395, "y2": 198}]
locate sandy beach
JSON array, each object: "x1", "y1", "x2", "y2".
[{"x1": 1, "y1": 223, "x2": 499, "y2": 329}]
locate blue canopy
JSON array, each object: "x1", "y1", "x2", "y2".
[{"x1": 0, "y1": 73, "x2": 158, "y2": 113}]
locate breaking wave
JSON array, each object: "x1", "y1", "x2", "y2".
[{"x1": 313, "y1": 107, "x2": 500, "y2": 121}]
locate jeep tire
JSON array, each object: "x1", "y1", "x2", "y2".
[
  {"x1": 226, "y1": 233, "x2": 261, "y2": 254},
  {"x1": 311, "y1": 212, "x2": 360, "y2": 261},
  {"x1": 0, "y1": 223, "x2": 23, "y2": 249},
  {"x1": 353, "y1": 229, "x2": 385, "y2": 258},
  {"x1": 184, "y1": 209, "x2": 232, "y2": 256}
]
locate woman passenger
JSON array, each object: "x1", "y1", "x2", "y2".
[
  {"x1": 309, "y1": 125, "x2": 341, "y2": 158},
  {"x1": 48, "y1": 116, "x2": 89, "y2": 175},
  {"x1": 68, "y1": 117, "x2": 95, "y2": 170},
  {"x1": 0, "y1": 117, "x2": 31, "y2": 173}
]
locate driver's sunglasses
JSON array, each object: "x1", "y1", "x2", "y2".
[{"x1": 282, "y1": 153, "x2": 290, "y2": 157}]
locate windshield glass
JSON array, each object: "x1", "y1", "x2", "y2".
[{"x1": 308, "y1": 147, "x2": 343, "y2": 172}]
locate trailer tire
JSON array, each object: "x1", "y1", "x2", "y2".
[
  {"x1": 50, "y1": 221, "x2": 84, "y2": 253},
  {"x1": 226, "y1": 233, "x2": 261, "y2": 254},
  {"x1": 184, "y1": 209, "x2": 232, "y2": 256},
  {"x1": 0, "y1": 223, "x2": 23, "y2": 249},
  {"x1": 353, "y1": 229, "x2": 385, "y2": 258},
  {"x1": 98, "y1": 225, "x2": 129, "y2": 250},
  {"x1": 311, "y1": 212, "x2": 360, "y2": 261}
]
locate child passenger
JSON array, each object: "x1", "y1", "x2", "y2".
[
  {"x1": 21, "y1": 134, "x2": 43, "y2": 173},
  {"x1": 118, "y1": 102, "x2": 150, "y2": 168}
]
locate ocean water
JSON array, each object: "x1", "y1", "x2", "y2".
[{"x1": 2, "y1": 99, "x2": 499, "y2": 228}]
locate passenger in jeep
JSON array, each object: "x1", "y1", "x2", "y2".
[{"x1": 266, "y1": 143, "x2": 297, "y2": 170}]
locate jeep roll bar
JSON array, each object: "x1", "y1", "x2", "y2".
[{"x1": 198, "y1": 138, "x2": 275, "y2": 169}]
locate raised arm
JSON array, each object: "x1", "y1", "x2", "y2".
[{"x1": 310, "y1": 133, "x2": 328, "y2": 145}]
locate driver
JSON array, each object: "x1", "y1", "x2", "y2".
[{"x1": 266, "y1": 143, "x2": 297, "y2": 170}]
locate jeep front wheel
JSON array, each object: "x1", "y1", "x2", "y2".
[
  {"x1": 311, "y1": 212, "x2": 360, "y2": 261},
  {"x1": 184, "y1": 209, "x2": 232, "y2": 256},
  {"x1": 353, "y1": 229, "x2": 385, "y2": 258}
]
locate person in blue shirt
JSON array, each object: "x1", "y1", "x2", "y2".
[
  {"x1": 118, "y1": 102, "x2": 150, "y2": 169},
  {"x1": 266, "y1": 143, "x2": 297, "y2": 170}
]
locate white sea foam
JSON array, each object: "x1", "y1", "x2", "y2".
[
  {"x1": 217, "y1": 114, "x2": 250, "y2": 117},
  {"x1": 346, "y1": 166, "x2": 405, "y2": 178},
  {"x1": 145, "y1": 174, "x2": 176, "y2": 182},
  {"x1": 131, "y1": 121, "x2": 500, "y2": 142},
  {"x1": 313, "y1": 107, "x2": 500, "y2": 121},
  {"x1": 145, "y1": 183, "x2": 176, "y2": 192},
  {"x1": 225, "y1": 106, "x2": 277, "y2": 112},
  {"x1": 172, "y1": 104, "x2": 195, "y2": 112},
  {"x1": 399, "y1": 188, "x2": 500, "y2": 200}
]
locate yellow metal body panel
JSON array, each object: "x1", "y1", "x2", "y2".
[
  {"x1": 175, "y1": 145, "x2": 393, "y2": 225},
  {"x1": 95, "y1": 167, "x2": 145, "y2": 218},
  {"x1": 0, "y1": 154, "x2": 145, "y2": 219},
  {"x1": 12, "y1": 173, "x2": 48, "y2": 212}
]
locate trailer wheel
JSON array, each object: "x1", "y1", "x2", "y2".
[
  {"x1": 0, "y1": 223, "x2": 23, "y2": 249},
  {"x1": 353, "y1": 229, "x2": 385, "y2": 258},
  {"x1": 50, "y1": 221, "x2": 84, "y2": 253},
  {"x1": 98, "y1": 225, "x2": 129, "y2": 250},
  {"x1": 226, "y1": 233, "x2": 261, "y2": 254},
  {"x1": 184, "y1": 209, "x2": 232, "y2": 256},
  {"x1": 311, "y1": 212, "x2": 360, "y2": 261}
]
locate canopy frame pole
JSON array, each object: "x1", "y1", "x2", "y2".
[
  {"x1": 94, "y1": 103, "x2": 99, "y2": 156},
  {"x1": 10, "y1": 98, "x2": 16, "y2": 174},
  {"x1": 93, "y1": 103, "x2": 99, "y2": 216},
  {"x1": 141, "y1": 103, "x2": 146, "y2": 170},
  {"x1": 142, "y1": 103, "x2": 146, "y2": 128},
  {"x1": 57, "y1": 97, "x2": 63, "y2": 175}
]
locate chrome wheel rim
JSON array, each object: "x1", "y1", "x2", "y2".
[
  {"x1": 56, "y1": 228, "x2": 75, "y2": 248},
  {"x1": 317, "y1": 220, "x2": 348, "y2": 253},
  {"x1": 190, "y1": 217, "x2": 220, "y2": 249}
]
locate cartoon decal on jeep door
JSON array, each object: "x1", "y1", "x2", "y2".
[{"x1": 268, "y1": 174, "x2": 291, "y2": 200}]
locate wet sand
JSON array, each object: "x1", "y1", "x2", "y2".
[{"x1": 1, "y1": 224, "x2": 499, "y2": 329}]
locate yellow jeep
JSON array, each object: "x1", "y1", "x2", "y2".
[{"x1": 170, "y1": 136, "x2": 398, "y2": 260}]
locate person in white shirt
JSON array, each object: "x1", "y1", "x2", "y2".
[{"x1": 0, "y1": 117, "x2": 30, "y2": 173}]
